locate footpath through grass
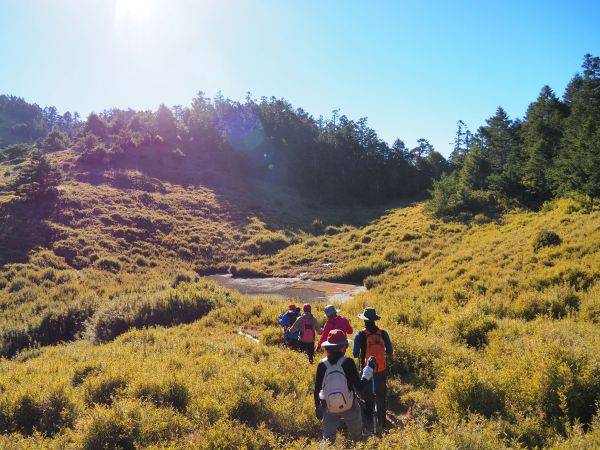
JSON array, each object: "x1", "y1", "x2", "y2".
[{"x1": 1, "y1": 147, "x2": 599, "y2": 447}]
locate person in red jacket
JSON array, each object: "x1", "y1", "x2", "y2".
[{"x1": 316, "y1": 304, "x2": 353, "y2": 350}]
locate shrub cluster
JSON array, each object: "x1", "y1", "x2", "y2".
[
  {"x1": 87, "y1": 281, "x2": 225, "y2": 343},
  {"x1": 533, "y1": 229, "x2": 562, "y2": 252}
]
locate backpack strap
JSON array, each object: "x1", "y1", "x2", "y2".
[
  {"x1": 363, "y1": 328, "x2": 382, "y2": 337},
  {"x1": 323, "y1": 356, "x2": 346, "y2": 369}
]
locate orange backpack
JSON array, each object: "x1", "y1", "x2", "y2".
[{"x1": 363, "y1": 329, "x2": 386, "y2": 373}]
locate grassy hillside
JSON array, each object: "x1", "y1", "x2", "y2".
[
  {"x1": 0, "y1": 148, "x2": 389, "y2": 356},
  {"x1": 0, "y1": 149, "x2": 599, "y2": 448}
]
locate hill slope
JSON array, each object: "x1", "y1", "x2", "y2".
[{"x1": 0, "y1": 145, "x2": 599, "y2": 448}]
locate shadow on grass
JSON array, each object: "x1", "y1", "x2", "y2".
[
  {"x1": 74, "y1": 150, "x2": 424, "y2": 233},
  {"x1": 0, "y1": 198, "x2": 56, "y2": 267}
]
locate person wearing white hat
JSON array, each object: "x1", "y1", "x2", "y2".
[{"x1": 316, "y1": 304, "x2": 353, "y2": 350}]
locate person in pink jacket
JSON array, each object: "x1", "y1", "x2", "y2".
[{"x1": 316, "y1": 304, "x2": 354, "y2": 350}]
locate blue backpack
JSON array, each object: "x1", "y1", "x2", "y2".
[{"x1": 279, "y1": 310, "x2": 300, "y2": 340}]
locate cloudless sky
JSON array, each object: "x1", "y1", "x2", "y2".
[{"x1": 1, "y1": 0, "x2": 599, "y2": 156}]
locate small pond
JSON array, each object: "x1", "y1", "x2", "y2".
[{"x1": 205, "y1": 274, "x2": 366, "y2": 302}]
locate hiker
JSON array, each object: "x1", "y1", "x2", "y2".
[
  {"x1": 278, "y1": 304, "x2": 300, "y2": 349},
  {"x1": 353, "y1": 307, "x2": 393, "y2": 431},
  {"x1": 314, "y1": 329, "x2": 376, "y2": 445},
  {"x1": 289, "y1": 303, "x2": 321, "y2": 363},
  {"x1": 316, "y1": 304, "x2": 353, "y2": 350}
]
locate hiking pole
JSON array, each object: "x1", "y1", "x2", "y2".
[
  {"x1": 371, "y1": 374, "x2": 378, "y2": 435},
  {"x1": 367, "y1": 356, "x2": 378, "y2": 435}
]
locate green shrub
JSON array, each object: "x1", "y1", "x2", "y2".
[
  {"x1": 363, "y1": 275, "x2": 381, "y2": 289},
  {"x1": 32, "y1": 301, "x2": 96, "y2": 347},
  {"x1": 429, "y1": 173, "x2": 499, "y2": 219},
  {"x1": 36, "y1": 387, "x2": 77, "y2": 436},
  {"x1": 88, "y1": 282, "x2": 222, "y2": 342},
  {"x1": 452, "y1": 312, "x2": 498, "y2": 348},
  {"x1": 131, "y1": 379, "x2": 190, "y2": 412},
  {"x1": 387, "y1": 326, "x2": 472, "y2": 388},
  {"x1": 532, "y1": 266, "x2": 597, "y2": 292},
  {"x1": 401, "y1": 232, "x2": 420, "y2": 241},
  {"x1": 229, "y1": 264, "x2": 267, "y2": 278},
  {"x1": 72, "y1": 364, "x2": 102, "y2": 386},
  {"x1": 135, "y1": 255, "x2": 149, "y2": 267},
  {"x1": 259, "y1": 327, "x2": 283, "y2": 346},
  {"x1": 324, "y1": 225, "x2": 341, "y2": 235},
  {"x1": 172, "y1": 271, "x2": 197, "y2": 287},
  {"x1": 95, "y1": 257, "x2": 122, "y2": 273},
  {"x1": 2, "y1": 386, "x2": 75, "y2": 436},
  {"x1": 383, "y1": 247, "x2": 416, "y2": 264},
  {"x1": 135, "y1": 404, "x2": 192, "y2": 447},
  {"x1": 76, "y1": 403, "x2": 139, "y2": 450},
  {"x1": 337, "y1": 257, "x2": 391, "y2": 283},
  {"x1": 84, "y1": 374, "x2": 127, "y2": 405},
  {"x1": 581, "y1": 285, "x2": 600, "y2": 323},
  {"x1": 243, "y1": 233, "x2": 290, "y2": 255},
  {"x1": 533, "y1": 230, "x2": 562, "y2": 252},
  {"x1": 8, "y1": 276, "x2": 27, "y2": 293},
  {"x1": 437, "y1": 367, "x2": 506, "y2": 419},
  {"x1": 185, "y1": 418, "x2": 281, "y2": 449},
  {"x1": 539, "y1": 347, "x2": 600, "y2": 431},
  {"x1": 40, "y1": 268, "x2": 56, "y2": 281},
  {"x1": 79, "y1": 144, "x2": 111, "y2": 165},
  {"x1": 9, "y1": 391, "x2": 41, "y2": 435},
  {"x1": 0, "y1": 325, "x2": 31, "y2": 358}
]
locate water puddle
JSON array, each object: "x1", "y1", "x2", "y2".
[{"x1": 205, "y1": 274, "x2": 366, "y2": 302}]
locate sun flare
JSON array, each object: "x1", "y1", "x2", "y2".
[{"x1": 115, "y1": 0, "x2": 158, "y2": 22}]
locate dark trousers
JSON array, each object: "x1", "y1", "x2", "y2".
[
  {"x1": 285, "y1": 338, "x2": 299, "y2": 350},
  {"x1": 299, "y1": 341, "x2": 315, "y2": 363},
  {"x1": 361, "y1": 372, "x2": 387, "y2": 429}
]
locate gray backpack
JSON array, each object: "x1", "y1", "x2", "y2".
[{"x1": 318, "y1": 357, "x2": 353, "y2": 413}]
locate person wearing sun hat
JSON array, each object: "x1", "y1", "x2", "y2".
[
  {"x1": 314, "y1": 329, "x2": 375, "y2": 444},
  {"x1": 353, "y1": 306, "x2": 393, "y2": 431},
  {"x1": 316, "y1": 304, "x2": 353, "y2": 350}
]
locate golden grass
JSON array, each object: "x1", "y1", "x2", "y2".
[{"x1": 0, "y1": 149, "x2": 599, "y2": 447}]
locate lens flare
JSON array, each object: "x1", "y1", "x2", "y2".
[{"x1": 218, "y1": 108, "x2": 265, "y2": 152}]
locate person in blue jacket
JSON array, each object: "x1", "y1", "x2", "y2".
[{"x1": 278, "y1": 304, "x2": 300, "y2": 349}]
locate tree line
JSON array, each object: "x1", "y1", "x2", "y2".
[
  {"x1": 71, "y1": 94, "x2": 448, "y2": 204},
  {"x1": 1, "y1": 93, "x2": 450, "y2": 205},
  {"x1": 2, "y1": 53, "x2": 598, "y2": 210},
  {"x1": 431, "y1": 54, "x2": 600, "y2": 217}
]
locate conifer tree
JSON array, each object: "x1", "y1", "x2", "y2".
[
  {"x1": 520, "y1": 86, "x2": 566, "y2": 200},
  {"x1": 554, "y1": 54, "x2": 600, "y2": 201},
  {"x1": 13, "y1": 150, "x2": 61, "y2": 202}
]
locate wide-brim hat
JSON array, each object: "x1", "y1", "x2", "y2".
[
  {"x1": 358, "y1": 306, "x2": 381, "y2": 321},
  {"x1": 324, "y1": 304, "x2": 340, "y2": 317},
  {"x1": 320, "y1": 329, "x2": 350, "y2": 348}
]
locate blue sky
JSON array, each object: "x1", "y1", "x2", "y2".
[{"x1": 1, "y1": 0, "x2": 599, "y2": 156}]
